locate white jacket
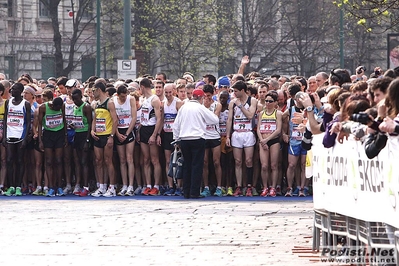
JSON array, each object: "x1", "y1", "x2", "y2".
[{"x1": 173, "y1": 100, "x2": 219, "y2": 140}]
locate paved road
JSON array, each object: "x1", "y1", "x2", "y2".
[{"x1": 1, "y1": 197, "x2": 326, "y2": 266}]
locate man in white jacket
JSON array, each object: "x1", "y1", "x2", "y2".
[{"x1": 173, "y1": 89, "x2": 219, "y2": 198}]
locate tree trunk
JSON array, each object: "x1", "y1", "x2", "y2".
[{"x1": 47, "y1": 0, "x2": 63, "y2": 77}]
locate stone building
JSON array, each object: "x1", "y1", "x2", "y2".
[{"x1": 0, "y1": 0, "x2": 97, "y2": 81}]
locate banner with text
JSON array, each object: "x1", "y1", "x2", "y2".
[{"x1": 312, "y1": 134, "x2": 399, "y2": 229}]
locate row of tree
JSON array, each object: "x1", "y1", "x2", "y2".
[{"x1": 42, "y1": 0, "x2": 399, "y2": 79}]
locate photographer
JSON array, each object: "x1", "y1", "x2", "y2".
[
  {"x1": 330, "y1": 95, "x2": 371, "y2": 144},
  {"x1": 361, "y1": 106, "x2": 388, "y2": 159},
  {"x1": 354, "y1": 66, "x2": 367, "y2": 82}
]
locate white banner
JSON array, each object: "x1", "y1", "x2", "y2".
[{"x1": 312, "y1": 134, "x2": 399, "y2": 228}]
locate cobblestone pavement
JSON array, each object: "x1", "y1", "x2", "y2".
[{"x1": 0, "y1": 197, "x2": 328, "y2": 266}]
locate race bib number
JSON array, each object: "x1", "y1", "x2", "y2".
[
  {"x1": 45, "y1": 114, "x2": 63, "y2": 129},
  {"x1": 74, "y1": 116, "x2": 84, "y2": 129},
  {"x1": 259, "y1": 120, "x2": 276, "y2": 134},
  {"x1": 233, "y1": 118, "x2": 251, "y2": 132},
  {"x1": 96, "y1": 118, "x2": 106, "y2": 132}
]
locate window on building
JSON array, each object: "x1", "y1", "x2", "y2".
[
  {"x1": 81, "y1": 57, "x2": 95, "y2": 82},
  {"x1": 7, "y1": 0, "x2": 14, "y2": 17},
  {"x1": 257, "y1": 0, "x2": 276, "y2": 26},
  {"x1": 82, "y1": 0, "x2": 93, "y2": 19},
  {"x1": 41, "y1": 56, "x2": 55, "y2": 80},
  {"x1": 4, "y1": 56, "x2": 15, "y2": 80},
  {"x1": 39, "y1": 0, "x2": 50, "y2": 18}
]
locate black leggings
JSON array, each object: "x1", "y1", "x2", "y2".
[{"x1": 6, "y1": 140, "x2": 25, "y2": 187}]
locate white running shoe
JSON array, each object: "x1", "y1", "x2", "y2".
[
  {"x1": 126, "y1": 187, "x2": 134, "y2": 196},
  {"x1": 103, "y1": 187, "x2": 116, "y2": 197},
  {"x1": 73, "y1": 185, "x2": 81, "y2": 195},
  {"x1": 117, "y1": 186, "x2": 128, "y2": 196},
  {"x1": 63, "y1": 186, "x2": 72, "y2": 195},
  {"x1": 91, "y1": 188, "x2": 104, "y2": 197}
]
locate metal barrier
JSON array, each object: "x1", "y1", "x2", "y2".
[{"x1": 313, "y1": 210, "x2": 399, "y2": 266}]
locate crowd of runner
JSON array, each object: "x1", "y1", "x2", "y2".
[{"x1": 0, "y1": 56, "x2": 397, "y2": 198}]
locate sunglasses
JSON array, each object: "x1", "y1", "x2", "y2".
[{"x1": 265, "y1": 100, "x2": 275, "y2": 103}]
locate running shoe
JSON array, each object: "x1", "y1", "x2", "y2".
[
  {"x1": 252, "y1": 187, "x2": 259, "y2": 196},
  {"x1": 91, "y1": 188, "x2": 104, "y2": 197},
  {"x1": 43, "y1": 188, "x2": 49, "y2": 197},
  {"x1": 163, "y1": 187, "x2": 175, "y2": 196},
  {"x1": 32, "y1": 187, "x2": 42, "y2": 196},
  {"x1": 285, "y1": 187, "x2": 293, "y2": 197},
  {"x1": 269, "y1": 187, "x2": 277, "y2": 197},
  {"x1": 200, "y1": 187, "x2": 211, "y2": 197},
  {"x1": 134, "y1": 186, "x2": 142, "y2": 195},
  {"x1": 260, "y1": 187, "x2": 269, "y2": 197},
  {"x1": 79, "y1": 187, "x2": 90, "y2": 197},
  {"x1": 4, "y1": 187, "x2": 15, "y2": 196},
  {"x1": 174, "y1": 187, "x2": 183, "y2": 196},
  {"x1": 245, "y1": 186, "x2": 253, "y2": 197},
  {"x1": 298, "y1": 188, "x2": 305, "y2": 197},
  {"x1": 142, "y1": 187, "x2": 152, "y2": 196},
  {"x1": 159, "y1": 186, "x2": 166, "y2": 195},
  {"x1": 21, "y1": 186, "x2": 29, "y2": 195},
  {"x1": 226, "y1": 187, "x2": 234, "y2": 196},
  {"x1": 276, "y1": 186, "x2": 282, "y2": 196},
  {"x1": 214, "y1": 187, "x2": 223, "y2": 197},
  {"x1": 221, "y1": 187, "x2": 227, "y2": 196},
  {"x1": 28, "y1": 184, "x2": 35, "y2": 194},
  {"x1": 73, "y1": 185, "x2": 81, "y2": 195},
  {"x1": 63, "y1": 186, "x2": 72, "y2": 195},
  {"x1": 303, "y1": 187, "x2": 309, "y2": 196},
  {"x1": 125, "y1": 187, "x2": 134, "y2": 196},
  {"x1": 103, "y1": 187, "x2": 116, "y2": 197},
  {"x1": 15, "y1": 187, "x2": 23, "y2": 196},
  {"x1": 148, "y1": 187, "x2": 160, "y2": 196},
  {"x1": 292, "y1": 187, "x2": 300, "y2": 196},
  {"x1": 118, "y1": 186, "x2": 128, "y2": 196},
  {"x1": 46, "y1": 188, "x2": 56, "y2": 197},
  {"x1": 57, "y1": 187, "x2": 65, "y2": 196},
  {"x1": 233, "y1": 187, "x2": 242, "y2": 197}
]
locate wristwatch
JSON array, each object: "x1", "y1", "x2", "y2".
[{"x1": 306, "y1": 106, "x2": 313, "y2": 112}]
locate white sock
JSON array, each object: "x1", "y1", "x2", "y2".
[
  {"x1": 110, "y1": 184, "x2": 115, "y2": 190},
  {"x1": 37, "y1": 186, "x2": 42, "y2": 190},
  {"x1": 147, "y1": 185, "x2": 152, "y2": 189},
  {"x1": 154, "y1": 185, "x2": 159, "y2": 190},
  {"x1": 128, "y1": 186, "x2": 133, "y2": 190},
  {"x1": 205, "y1": 186, "x2": 209, "y2": 190}
]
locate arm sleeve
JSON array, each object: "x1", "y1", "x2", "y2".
[{"x1": 364, "y1": 133, "x2": 387, "y2": 159}]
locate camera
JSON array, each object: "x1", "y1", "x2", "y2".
[
  {"x1": 350, "y1": 112, "x2": 372, "y2": 124},
  {"x1": 350, "y1": 112, "x2": 382, "y2": 131},
  {"x1": 357, "y1": 66, "x2": 366, "y2": 74}
]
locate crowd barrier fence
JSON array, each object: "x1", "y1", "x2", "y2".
[{"x1": 311, "y1": 134, "x2": 399, "y2": 265}]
